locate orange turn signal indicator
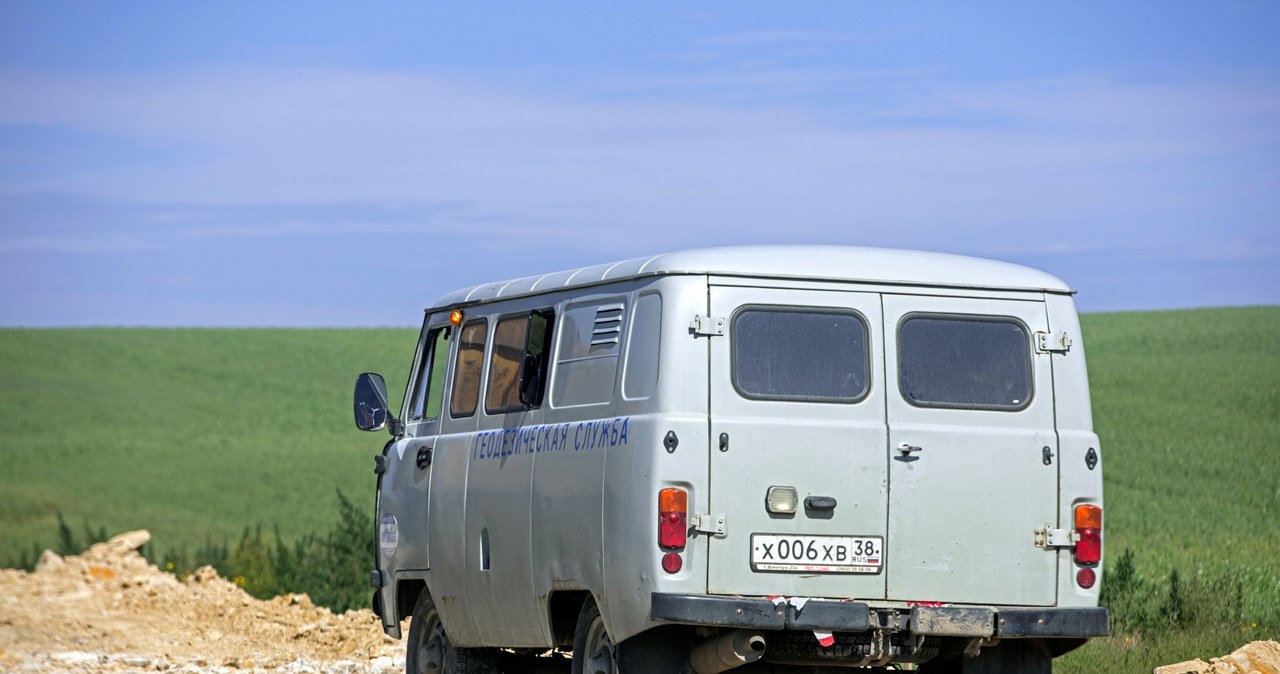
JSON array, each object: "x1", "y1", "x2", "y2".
[
  {"x1": 1075, "y1": 504, "x2": 1102, "y2": 529},
  {"x1": 449, "y1": 310, "x2": 464, "y2": 326},
  {"x1": 659, "y1": 488, "x2": 687, "y2": 513}
]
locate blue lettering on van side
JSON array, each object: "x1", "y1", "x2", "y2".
[
  {"x1": 471, "y1": 419, "x2": 627, "y2": 461},
  {"x1": 574, "y1": 417, "x2": 629, "y2": 451}
]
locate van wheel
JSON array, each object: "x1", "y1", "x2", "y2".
[
  {"x1": 572, "y1": 598, "x2": 617, "y2": 674},
  {"x1": 406, "y1": 592, "x2": 498, "y2": 674}
]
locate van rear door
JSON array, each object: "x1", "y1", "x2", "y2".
[
  {"x1": 707, "y1": 285, "x2": 887, "y2": 600},
  {"x1": 881, "y1": 294, "x2": 1058, "y2": 606}
]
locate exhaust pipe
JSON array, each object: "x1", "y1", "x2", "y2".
[{"x1": 689, "y1": 629, "x2": 767, "y2": 674}]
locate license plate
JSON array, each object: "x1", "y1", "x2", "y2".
[{"x1": 751, "y1": 534, "x2": 883, "y2": 573}]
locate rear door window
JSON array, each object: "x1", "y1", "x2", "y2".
[
  {"x1": 732, "y1": 307, "x2": 870, "y2": 403},
  {"x1": 897, "y1": 314, "x2": 1032, "y2": 410}
]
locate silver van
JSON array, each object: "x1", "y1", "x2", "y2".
[{"x1": 353, "y1": 245, "x2": 1107, "y2": 674}]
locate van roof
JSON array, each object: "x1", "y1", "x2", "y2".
[{"x1": 432, "y1": 245, "x2": 1071, "y2": 308}]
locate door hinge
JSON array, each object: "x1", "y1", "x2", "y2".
[
  {"x1": 1035, "y1": 331, "x2": 1072, "y2": 354},
  {"x1": 1034, "y1": 525, "x2": 1076, "y2": 549},
  {"x1": 692, "y1": 513, "x2": 727, "y2": 536},
  {"x1": 690, "y1": 314, "x2": 726, "y2": 337}
]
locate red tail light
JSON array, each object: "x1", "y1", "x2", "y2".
[
  {"x1": 1074, "y1": 504, "x2": 1102, "y2": 566},
  {"x1": 659, "y1": 488, "x2": 687, "y2": 550}
]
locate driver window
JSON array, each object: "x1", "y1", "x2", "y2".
[{"x1": 408, "y1": 327, "x2": 452, "y2": 422}]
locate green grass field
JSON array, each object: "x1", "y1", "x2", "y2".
[
  {"x1": 0, "y1": 328, "x2": 416, "y2": 555},
  {"x1": 1058, "y1": 306, "x2": 1279, "y2": 672},
  {"x1": 2, "y1": 306, "x2": 1277, "y2": 672}
]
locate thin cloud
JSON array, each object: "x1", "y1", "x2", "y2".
[
  {"x1": 1, "y1": 63, "x2": 1276, "y2": 308},
  {"x1": 698, "y1": 30, "x2": 874, "y2": 47}
]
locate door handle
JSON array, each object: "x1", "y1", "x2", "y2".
[
  {"x1": 804, "y1": 496, "x2": 838, "y2": 511},
  {"x1": 416, "y1": 446, "x2": 433, "y2": 469},
  {"x1": 897, "y1": 443, "x2": 923, "y2": 455}
]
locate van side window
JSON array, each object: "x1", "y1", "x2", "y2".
[
  {"x1": 552, "y1": 300, "x2": 625, "y2": 407},
  {"x1": 485, "y1": 310, "x2": 555, "y2": 413},
  {"x1": 408, "y1": 326, "x2": 451, "y2": 421},
  {"x1": 898, "y1": 315, "x2": 1032, "y2": 410},
  {"x1": 519, "y1": 310, "x2": 554, "y2": 407},
  {"x1": 450, "y1": 319, "x2": 488, "y2": 418},
  {"x1": 622, "y1": 292, "x2": 661, "y2": 400},
  {"x1": 732, "y1": 307, "x2": 870, "y2": 402}
]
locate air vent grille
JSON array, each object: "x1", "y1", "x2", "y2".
[{"x1": 591, "y1": 303, "x2": 625, "y2": 347}]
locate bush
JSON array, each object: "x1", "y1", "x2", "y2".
[
  {"x1": 9, "y1": 492, "x2": 374, "y2": 613},
  {"x1": 1102, "y1": 547, "x2": 1258, "y2": 635}
]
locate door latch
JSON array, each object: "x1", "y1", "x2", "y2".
[
  {"x1": 690, "y1": 314, "x2": 726, "y2": 336},
  {"x1": 692, "y1": 514, "x2": 727, "y2": 536},
  {"x1": 1035, "y1": 331, "x2": 1073, "y2": 354},
  {"x1": 1034, "y1": 525, "x2": 1076, "y2": 549}
]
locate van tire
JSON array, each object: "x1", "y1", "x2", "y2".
[
  {"x1": 406, "y1": 591, "x2": 498, "y2": 674},
  {"x1": 571, "y1": 597, "x2": 616, "y2": 674}
]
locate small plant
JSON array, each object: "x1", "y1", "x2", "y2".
[
  {"x1": 1101, "y1": 548, "x2": 1137, "y2": 605},
  {"x1": 1165, "y1": 569, "x2": 1185, "y2": 627}
]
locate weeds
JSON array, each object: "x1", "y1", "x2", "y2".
[
  {"x1": 9, "y1": 491, "x2": 374, "y2": 614},
  {"x1": 1059, "y1": 547, "x2": 1276, "y2": 673},
  {"x1": 1101, "y1": 547, "x2": 1266, "y2": 634}
]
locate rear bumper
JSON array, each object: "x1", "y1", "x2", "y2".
[{"x1": 649, "y1": 593, "x2": 1109, "y2": 639}]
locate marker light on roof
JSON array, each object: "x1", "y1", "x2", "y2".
[{"x1": 450, "y1": 310, "x2": 463, "y2": 326}]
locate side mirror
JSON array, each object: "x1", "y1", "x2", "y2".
[{"x1": 354, "y1": 372, "x2": 391, "y2": 432}]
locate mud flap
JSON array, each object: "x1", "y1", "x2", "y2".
[
  {"x1": 617, "y1": 625, "x2": 693, "y2": 674},
  {"x1": 961, "y1": 640, "x2": 1052, "y2": 674}
]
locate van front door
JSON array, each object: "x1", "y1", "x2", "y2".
[
  {"x1": 882, "y1": 295, "x2": 1058, "y2": 606},
  {"x1": 707, "y1": 284, "x2": 888, "y2": 600},
  {"x1": 386, "y1": 322, "x2": 452, "y2": 571}
]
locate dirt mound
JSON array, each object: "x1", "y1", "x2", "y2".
[
  {"x1": 0, "y1": 530, "x2": 406, "y2": 673},
  {"x1": 4, "y1": 531, "x2": 1273, "y2": 674},
  {"x1": 1154, "y1": 641, "x2": 1280, "y2": 674}
]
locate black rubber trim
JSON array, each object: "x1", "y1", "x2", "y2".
[
  {"x1": 910, "y1": 606, "x2": 995, "y2": 637},
  {"x1": 996, "y1": 607, "x2": 1110, "y2": 637},
  {"x1": 650, "y1": 593, "x2": 786, "y2": 629},
  {"x1": 786, "y1": 599, "x2": 871, "y2": 631},
  {"x1": 650, "y1": 593, "x2": 872, "y2": 631},
  {"x1": 652, "y1": 594, "x2": 1109, "y2": 639}
]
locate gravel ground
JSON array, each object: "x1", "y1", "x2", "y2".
[
  {"x1": 0, "y1": 531, "x2": 406, "y2": 674},
  {"x1": 5, "y1": 531, "x2": 1275, "y2": 674}
]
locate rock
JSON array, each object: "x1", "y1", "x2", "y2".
[
  {"x1": 105, "y1": 530, "x2": 152, "y2": 554},
  {"x1": 1216, "y1": 640, "x2": 1280, "y2": 674},
  {"x1": 1155, "y1": 641, "x2": 1280, "y2": 674},
  {"x1": 52, "y1": 651, "x2": 102, "y2": 665},
  {"x1": 35, "y1": 550, "x2": 64, "y2": 571},
  {"x1": 189, "y1": 566, "x2": 220, "y2": 584},
  {"x1": 278, "y1": 659, "x2": 320, "y2": 673}
]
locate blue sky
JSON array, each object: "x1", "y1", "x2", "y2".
[{"x1": 1, "y1": 2, "x2": 1277, "y2": 326}]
